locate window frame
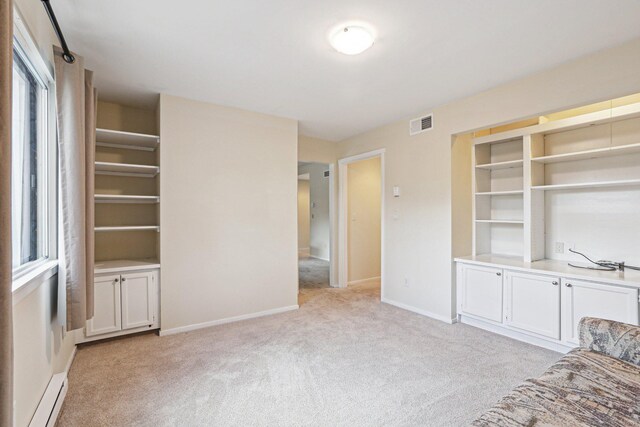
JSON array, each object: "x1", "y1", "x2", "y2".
[{"x1": 11, "y1": 8, "x2": 58, "y2": 284}]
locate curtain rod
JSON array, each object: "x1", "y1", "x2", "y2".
[{"x1": 40, "y1": 0, "x2": 75, "y2": 63}]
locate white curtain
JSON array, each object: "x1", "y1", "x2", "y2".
[{"x1": 54, "y1": 47, "x2": 96, "y2": 330}]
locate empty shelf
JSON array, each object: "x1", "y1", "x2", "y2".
[
  {"x1": 532, "y1": 142, "x2": 640, "y2": 164},
  {"x1": 95, "y1": 194, "x2": 159, "y2": 204},
  {"x1": 95, "y1": 161, "x2": 159, "y2": 178},
  {"x1": 475, "y1": 190, "x2": 524, "y2": 196},
  {"x1": 475, "y1": 159, "x2": 524, "y2": 170},
  {"x1": 531, "y1": 179, "x2": 640, "y2": 191},
  {"x1": 96, "y1": 128, "x2": 159, "y2": 151},
  {"x1": 95, "y1": 226, "x2": 159, "y2": 232},
  {"x1": 94, "y1": 259, "x2": 160, "y2": 274},
  {"x1": 475, "y1": 219, "x2": 524, "y2": 224}
]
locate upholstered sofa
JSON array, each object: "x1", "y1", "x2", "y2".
[{"x1": 472, "y1": 317, "x2": 640, "y2": 426}]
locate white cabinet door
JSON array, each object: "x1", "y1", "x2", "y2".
[
  {"x1": 121, "y1": 271, "x2": 155, "y2": 330},
  {"x1": 459, "y1": 264, "x2": 503, "y2": 323},
  {"x1": 562, "y1": 279, "x2": 639, "y2": 345},
  {"x1": 87, "y1": 274, "x2": 122, "y2": 336},
  {"x1": 504, "y1": 271, "x2": 560, "y2": 339}
]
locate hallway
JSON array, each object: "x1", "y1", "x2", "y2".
[{"x1": 298, "y1": 256, "x2": 330, "y2": 289}]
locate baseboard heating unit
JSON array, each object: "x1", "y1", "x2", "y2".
[{"x1": 29, "y1": 373, "x2": 68, "y2": 427}]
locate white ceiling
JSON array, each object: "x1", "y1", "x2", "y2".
[{"x1": 55, "y1": 0, "x2": 640, "y2": 141}]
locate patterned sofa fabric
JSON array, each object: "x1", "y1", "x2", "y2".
[
  {"x1": 472, "y1": 318, "x2": 640, "y2": 427},
  {"x1": 579, "y1": 317, "x2": 640, "y2": 367},
  {"x1": 471, "y1": 348, "x2": 640, "y2": 427}
]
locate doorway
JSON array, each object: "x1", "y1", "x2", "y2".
[
  {"x1": 298, "y1": 162, "x2": 332, "y2": 291},
  {"x1": 338, "y1": 150, "x2": 384, "y2": 296}
]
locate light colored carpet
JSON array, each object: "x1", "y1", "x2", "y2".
[
  {"x1": 58, "y1": 282, "x2": 560, "y2": 426},
  {"x1": 298, "y1": 256, "x2": 330, "y2": 289}
]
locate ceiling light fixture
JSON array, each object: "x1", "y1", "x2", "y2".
[{"x1": 330, "y1": 26, "x2": 374, "y2": 55}]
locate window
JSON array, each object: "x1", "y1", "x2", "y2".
[{"x1": 11, "y1": 20, "x2": 56, "y2": 279}]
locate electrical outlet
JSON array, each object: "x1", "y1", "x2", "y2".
[{"x1": 555, "y1": 242, "x2": 564, "y2": 254}]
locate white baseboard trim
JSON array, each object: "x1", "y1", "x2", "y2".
[
  {"x1": 459, "y1": 314, "x2": 571, "y2": 354},
  {"x1": 309, "y1": 255, "x2": 330, "y2": 262},
  {"x1": 159, "y1": 305, "x2": 299, "y2": 336},
  {"x1": 64, "y1": 345, "x2": 77, "y2": 376},
  {"x1": 381, "y1": 297, "x2": 456, "y2": 324},
  {"x1": 348, "y1": 276, "x2": 381, "y2": 285}
]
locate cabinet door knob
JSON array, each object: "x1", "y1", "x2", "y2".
[
  {"x1": 552, "y1": 281, "x2": 559, "y2": 286},
  {"x1": 496, "y1": 272, "x2": 502, "y2": 276},
  {"x1": 122, "y1": 278, "x2": 126, "y2": 282},
  {"x1": 115, "y1": 278, "x2": 119, "y2": 282},
  {"x1": 565, "y1": 283, "x2": 572, "y2": 287}
]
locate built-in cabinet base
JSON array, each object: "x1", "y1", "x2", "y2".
[
  {"x1": 81, "y1": 265, "x2": 160, "y2": 343},
  {"x1": 456, "y1": 256, "x2": 640, "y2": 353}
]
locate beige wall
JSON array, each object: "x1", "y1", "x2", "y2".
[
  {"x1": 12, "y1": 2, "x2": 77, "y2": 427},
  {"x1": 298, "y1": 180, "x2": 310, "y2": 250},
  {"x1": 337, "y1": 38, "x2": 640, "y2": 322},
  {"x1": 347, "y1": 157, "x2": 381, "y2": 282},
  {"x1": 159, "y1": 94, "x2": 299, "y2": 332},
  {"x1": 298, "y1": 135, "x2": 337, "y2": 164}
]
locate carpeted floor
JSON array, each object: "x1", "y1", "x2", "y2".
[
  {"x1": 58, "y1": 282, "x2": 560, "y2": 426},
  {"x1": 299, "y1": 256, "x2": 330, "y2": 288}
]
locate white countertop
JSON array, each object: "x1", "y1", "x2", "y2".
[
  {"x1": 454, "y1": 254, "x2": 640, "y2": 289},
  {"x1": 95, "y1": 259, "x2": 161, "y2": 274}
]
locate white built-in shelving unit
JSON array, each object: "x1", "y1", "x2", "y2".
[
  {"x1": 93, "y1": 127, "x2": 160, "y2": 256},
  {"x1": 472, "y1": 100, "x2": 640, "y2": 262},
  {"x1": 85, "y1": 124, "x2": 162, "y2": 343}
]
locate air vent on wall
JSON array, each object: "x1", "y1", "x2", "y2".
[
  {"x1": 409, "y1": 113, "x2": 433, "y2": 136},
  {"x1": 323, "y1": 170, "x2": 330, "y2": 178}
]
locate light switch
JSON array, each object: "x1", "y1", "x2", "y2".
[{"x1": 393, "y1": 186, "x2": 400, "y2": 197}]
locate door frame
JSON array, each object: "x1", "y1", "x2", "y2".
[{"x1": 338, "y1": 148, "x2": 385, "y2": 295}]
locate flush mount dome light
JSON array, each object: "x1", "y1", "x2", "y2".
[{"x1": 330, "y1": 26, "x2": 374, "y2": 55}]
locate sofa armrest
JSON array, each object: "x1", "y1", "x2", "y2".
[{"x1": 579, "y1": 317, "x2": 640, "y2": 366}]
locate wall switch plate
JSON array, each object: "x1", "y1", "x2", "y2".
[
  {"x1": 393, "y1": 186, "x2": 401, "y2": 197},
  {"x1": 403, "y1": 278, "x2": 410, "y2": 288},
  {"x1": 555, "y1": 242, "x2": 564, "y2": 254}
]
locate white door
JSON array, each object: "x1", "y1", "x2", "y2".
[
  {"x1": 459, "y1": 264, "x2": 503, "y2": 323},
  {"x1": 562, "y1": 279, "x2": 639, "y2": 346},
  {"x1": 121, "y1": 271, "x2": 155, "y2": 330},
  {"x1": 87, "y1": 274, "x2": 122, "y2": 336},
  {"x1": 504, "y1": 271, "x2": 560, "y2": 339}
]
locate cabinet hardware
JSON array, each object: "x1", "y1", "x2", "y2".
[
  {"x1": 552, "y1": 281, "x2": 559, "y2": 286},
  {"x1": 115, "y1": 278, "x2": 119, "y2": 282},
  {"x1": 496, "y1": 272, "x2": 502, "y2": 276},
  {"x1": 122, "y1": 277, "x2": 126, "y2": 282},
  {"x1": 565, "y1": 283, "x2": 572, "y2": 287}
]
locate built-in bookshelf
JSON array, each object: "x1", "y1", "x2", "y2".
[
  {"x1": 94, "y1": 127, "x2": 160, "y2": 268},
  {"x1": 471, "y1": 98, "x2": 640, "y2": 262},
  {"x1": 473, "y1": 135, "x2": 525, "y2": 258}
]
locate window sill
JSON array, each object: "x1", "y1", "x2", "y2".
[{"x1": 12, "y1": 260, "x2": 59, "y2": 306}]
